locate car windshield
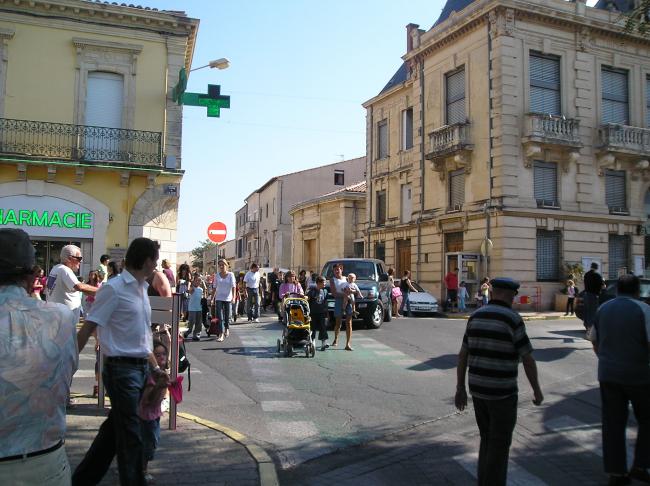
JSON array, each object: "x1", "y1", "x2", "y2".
[{"x1": 322, "y1": 262, "x2": 376, "y2": 280}]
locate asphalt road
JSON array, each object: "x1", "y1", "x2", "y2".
[{"x1": 173, "y1": 313, "x2": 595, "y2": 471}]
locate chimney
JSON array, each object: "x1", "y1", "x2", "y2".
[{"x1": 406, "y1": 23, "x2": 420, "y2": 52}]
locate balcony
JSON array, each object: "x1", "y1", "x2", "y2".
[
  {"x1": 599, "y1": 124, "x2": 650, "y2": 158},
  {"x1": 425, "y1": 123, "x2": 472, "y2": 161},
  {"x1": 0, "y1": 117, "x2": 163, "y2": 167},
  {"x1": 242, "y1": 220, "x2": 257, "y2": 235},
  {"x1": 522, "y1": 114, "x2": 581, "y2": 148}
]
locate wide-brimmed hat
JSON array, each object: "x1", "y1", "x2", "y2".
[{"x1": 0, "y1": 229, "x2": 36, "y2": 275}]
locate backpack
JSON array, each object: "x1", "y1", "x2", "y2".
[{"x1": 177, "y1": 335, "x2": 191, "y2": 391}]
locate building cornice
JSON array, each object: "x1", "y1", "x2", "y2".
[
  {"x1": 72, "y1": 36, "x2": 143, "y2": 54},
  {"x1": 289, "y1": 192, "x2": 366, "y2": 215}
]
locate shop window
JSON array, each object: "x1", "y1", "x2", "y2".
[
  {"x1": 530, "y1": 52, "x2": 561, "y2": 116},
  {"x1": 534, "y1": 161, "x2": 558, "y2": 208}
]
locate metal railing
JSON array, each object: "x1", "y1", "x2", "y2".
[
  {"x1": 599, "y1": 123, "x2": 650, "y2": 155},
  {"x1": 427, "y1": 123, "x2": 471, "y2": 157},
  {"x1": 525, "y1": 114, "x2": 581, "y2": 145},
  {"x1": 0, "y1": 117, "x2": 163, "y2": 166}
]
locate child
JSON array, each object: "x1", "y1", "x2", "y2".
[
  {"x1": 565, "y1": 279, "x2": 576, "y2": 316},
  {"x1": 185, "y1": 274, "x2": 203, "y2": 341},
  {"x1": 458, "y1": 281, "x2": 469, "y2": 312},
  {"x1": 307, "y1": 276, "x2": 329, "y2": 351},
  {"x1": 343, "y1": 273, "x2": 363, "y2": 318},
  {"x1": 139, "y1": 341, "x2": 169, "y2": 483}
]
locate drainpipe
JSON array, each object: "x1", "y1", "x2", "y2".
[
  {"x1": 416, "y1": 59, "x2": 425, "y2": 280},
  {"x1": 367, "y1": 107, "x2": 373, "y2": 258},
  {"x1": 486, "y1": 20, "x2": 494, "y2": 278}
]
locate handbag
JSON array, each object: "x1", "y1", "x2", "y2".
[{"x1": 391, "y1": 287, "x2": 402, "y2": 299}]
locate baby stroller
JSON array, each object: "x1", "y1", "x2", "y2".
[{"x1": 277, "y1": 295, "x2": 316, "y2": 357}]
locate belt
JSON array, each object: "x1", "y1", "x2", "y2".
[
  {"x1": 0, "y1": 440, "x2": 63, "y2": 463},
  {"x1": 105, "y1": 356, "x2": 148, "y2": 365}
]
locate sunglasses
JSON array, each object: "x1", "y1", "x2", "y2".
[{"x1": 71, "y1": 256, "x2": 83, "y2": 262}]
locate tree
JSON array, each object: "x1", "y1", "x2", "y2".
[
  {"x1": 190, "y1": 239, "x2": 216, "y2": 271},
  {"x1": 624, "y1": 0, "x2": 650, "y2": 37}
]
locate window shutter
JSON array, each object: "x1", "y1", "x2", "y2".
[
  {"x1": 529, "y1": 54, "x2": 561, "y2": 116},
  {"x1": 403, "y1": 108, "x2": 413, "y2": 150},
  {"x1": 533, "y1": 161, "x2": 558, "y2": 206},
  {"x1": 646, "y1": 76, "x2": 650, "y2": 128},
  {"x1": 605, "y1": 170, "x2": 626, "y2": 211},
  {"x1": 536, "y1": 230, "x2": 561, "y2": 280},
  {"x1": 446, "y1": 69, "x2": 466, "y2": 125},
  {"x1": 378, "y1": 121, "x2": 388, "y2": 159},
  {"x1": 449, "y1": 169, "x2": 465, "y2": 208},
  {"x1": 602, "y1": 68, "x2": 629, "y2": 125},
  {"x1": 608, "y1": 235, "x2": 629, "y2": 279}
]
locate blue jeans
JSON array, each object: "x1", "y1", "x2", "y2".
[
  {"x1": 399, "y1": 292, "x2": 411, "y2": 315},
  {"x1": 216, "y1": 300, "x2": 231, "y2": 335},
  {"x1": 72, "y1": 361, "x2": 148, "y2": 486},
  {"x1": 141, "y1": 417, "x2": 161, "y2": 462},
  {"x1": 459, "y1": 297, "x2": 466, "y2": 312},
  {"x1": 247, "y1": 288, "x2": 259, "y2": 319}
]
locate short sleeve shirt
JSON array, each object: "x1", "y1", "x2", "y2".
[
  {"x1": 213, "y1": 272, "x2": 236, "y2": 302},
  {"x1": 47, "y1": 263, "x2": 81, "y2": 311},
  {"x1": 188, "y1": 286, "x2": 203, "y2": 312},
  {"x1": 244, "y1": 271, "x2": 260, "y2": 289},
  {"x1": 88, "y1": 269, "x2": 153, "y2": 358}
]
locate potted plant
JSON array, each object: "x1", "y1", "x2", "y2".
[{"x1": 554, "y1": 262, "x2": 584, "y2": 311}]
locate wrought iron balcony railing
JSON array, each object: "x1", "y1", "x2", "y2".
[
  {"x1": 242, "y1": 221, "x2": 257, "y2": 235},
  {"x1": 599, "y1": 124, "x2": 650, "y2": 156},
  {"x1": 0, "y1": 117, "x2": 163, "y2": 167},
  {"x1": 524, "y1": 114, "x2": 581, "y2": 147},
  {"x1": 426, "y1": 123, "x2": 472, "y2": 159}
]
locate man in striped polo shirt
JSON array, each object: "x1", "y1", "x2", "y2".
[{"x1": 455, "y1": 277, "x2": 543, "y2": 486}]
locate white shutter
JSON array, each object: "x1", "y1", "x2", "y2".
[
  {"x1": 536, "y1": 230, "x2": 561, "y2": 280},
  {"x1": 449, "y1": 169, "x2": 465, "y2": 209},
  {"x1": 601, "y1": 67, "x2": 628, "y2": 125},
  {"x1": 534, "y1": 161, "x2": 558, "y2": 206},
  {"x1": 446, "y1": 69, "x2": 465, "y2": 125},
  {"x1": 605, "y1": 169, "x2": 626, "y2": 211},
  {"x1": 646, "y1": 76, "x2": 650, "y2": 128},
  {"x1": 85, "y1": 72, "x2": 124, "y2": 128},
  {"x1": 529, "y1": 53, "x2": 561, "y2": 116}
]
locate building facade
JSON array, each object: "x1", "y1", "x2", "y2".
[
  {"x1": 0, "y1": 0, "x2": 198, "y2": 277},
  {"x1": 290, "y1": 181, "x2": 367, "y2": 273},
  {"x1": 234, "y1": 158, "x2": 366, "y2": 271},
  {"x1": 364, "y1": 0, "x2": 650, "y2": 308}
]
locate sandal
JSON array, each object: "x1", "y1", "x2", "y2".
[{"x1": 345, "y1": 345, "x2": 354, "y2": 351}]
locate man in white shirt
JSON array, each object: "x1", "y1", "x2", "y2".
[
  {"x1": 74, "y1": 238, "x2": 168, "y2": 486},
  {"x1": 46, "y1": 245, "x2": 97, "y2": 320},
  {"x1": 244, "y1": 263, "x2": 261, "y2": 322},
  {"x1": 98, "y1": 254, "x2": 110, "y2": 283}
]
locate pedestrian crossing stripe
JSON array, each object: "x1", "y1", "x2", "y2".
[{"x1": 453, "y1": 451, "x2": 549, "y2": 485}]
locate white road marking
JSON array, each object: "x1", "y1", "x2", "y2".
[
  {"x1": 358, "y1": 343, "x2": 391, "y2": 350},
  {"x1": 73, "y1": 370, "x2": 96, "y2": 378},
  {"x1": 453, "y1": 452, "x2": 548, "y2": 485},
  {"x1": 268, "y1": 421, "x2": 318, "y2": 440},
  {"x1": 78, "y1": 354, "x2": 96, "y2": 360},
  {"x1": 373, "y1": 350, "x2": 406, "y2": 357},
  {"x1": 257, "y1": 383, "x2": 295, "y2": 393},
  {"x1": 261, "y1": 401, "x2": 305, "y2": 412},
  {"x1": 392, "y1": 358, "x2": 421, "y2": 367}
]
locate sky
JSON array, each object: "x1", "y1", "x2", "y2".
[{"x1": 136, "y1": 0, "x2": 599, "y2": 252}]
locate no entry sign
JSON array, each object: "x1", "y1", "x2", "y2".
[{"x1": 207, "y1": 221, "x2": 227, "y2": 243}]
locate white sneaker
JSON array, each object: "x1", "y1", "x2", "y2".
[
  {"x1": 254, "y1": 318, "x2": 260, "y2": 323},
  {"x1": 217, "y1": 335, "x2": 224, "y2": 342}
]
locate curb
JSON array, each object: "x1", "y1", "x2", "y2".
[
  {"x1": 178, "y1": 412, "x2": 279, "y2": 486},
  {"x1": 442, "y1": 314, "x2": 576, "y2": 321}
]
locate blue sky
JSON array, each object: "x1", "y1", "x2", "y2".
[{"x1": 138, "y1": 0, "x2": 598, "y2": 251}]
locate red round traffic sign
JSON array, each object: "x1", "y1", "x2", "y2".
[{"x1": 207, "y1": 221, "x2": 227, "y2": 243}]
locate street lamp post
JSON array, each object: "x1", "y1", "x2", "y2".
[{"x1": 190, "y1": 57, "x2": 230, "y2": 72}]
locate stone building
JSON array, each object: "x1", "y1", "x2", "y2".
[
  {"x1": 0, "y1": 0, "x2": 198, "y2": 276},
  {"x1": 290, "y1": 181, "x2": 367, "y2": 273},
  {"x1": 233, "y1": 158, "x2": 366, "y2": 271},
  {"x1": 363, "y1": 0, "x2": 650, "y2": 308}
]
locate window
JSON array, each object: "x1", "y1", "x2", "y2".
[
  {"x1": 401, "y1": 184, "x2": 412, "y2": 223},
  {"x1": 273, "y1": 198, "x2": 276, "y2": 214},
  {"x1": 237, "y1": 239, "x2": 243, "y2": 258},
  {"x1": 375, "y1": 242, "x2": 386, "y2": 263},
  {"x1": 265, "y1": 203, "x2": 269, "y2": 218},
  {"x1": 529, "y1": 53, "x2": 561, "y2": 116},
  {"x1": 533, "y1": 161, "x2": 558, "y2": 207},
  {"x1": 449, "y1": 169, "x2": 465, "y2": 210},
  {"x1": 605, "y1": 169, "x2": 627, "y2": 213},
  {"x1": 402, "y1": 107, "x2": 413, "y2": 150},
  {"x1": 377, "y1": 120, "x2": 388, "y2": 159},
  {"x1": 446, "y1": 68, "x2": 466, "y2": 125},
  {"x1": 376, "y1": 190, "x2": 387, "y2": 226},
  {"x1": 602, "y1": 67, "x2": 629, "y2": 125},
  {"x1": 646, "y1": 75, "x2": 650, "y2": 128},
  {"x1": 536, "y1": 230, "x2": 561, "y2": 281},
  {"x1": 609, "y1": 235, "x2": 630, "y2": 279},
  {"x1": 353, "y1": 241, "x2": 364, "y2": 258},
  {"x1": 334, "y1": 169, "x2": 345, "y2": 185}
]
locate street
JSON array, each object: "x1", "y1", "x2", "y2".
[{"x1": 71, "y1": 312, "x2": 614, "y2": 484}]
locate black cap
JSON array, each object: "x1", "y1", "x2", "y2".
[
  {"x1": 490, "y1": 277, "x2": 520, "y2": 292},
  {"x1": 0, "y1": 229, "x2": 36, "y2": 275}
]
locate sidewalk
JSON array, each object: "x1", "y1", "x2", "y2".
[
  {"x1": 442, "y1": 310, "x2": 577, "y2": 321},
  {"x1": 65, "y1": 396, "x2": 262, "y2": 486}
]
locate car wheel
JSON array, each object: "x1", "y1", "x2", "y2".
[{"x1": 365, "y1": 303, "x2": 383, "y2": 329}]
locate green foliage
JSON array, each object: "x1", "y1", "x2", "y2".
[
  {"x1": 623, "y1": 0, "x2": 650, "y2": 37},
  {"x1": 190, "y1": 239, "x2": 216, "y2": 271},
  {"x1": 563, "y1": 262, "x2": 584, "y2": 284}
]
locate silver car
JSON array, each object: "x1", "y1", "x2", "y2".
[{"x1": 396, "y1": 280, "x2": 439, "y2": 314}]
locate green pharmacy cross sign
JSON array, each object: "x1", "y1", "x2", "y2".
[{"x1": 172, "y1": 68, "x2": 230, "y2": 118}]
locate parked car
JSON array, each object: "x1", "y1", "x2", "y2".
[
  {"x1": 575, "y1": 278, "x2": 650, "y2": 319},
  {"x1": 394, "y1": 280, "x2": 439, "y2": 315},
  {"x1": 321, "y1": 258, "x2": 392, "y2": 329}
]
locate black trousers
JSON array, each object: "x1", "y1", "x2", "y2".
[
  {"x1": 311, "y1": 313, "x2": 328, "y2": 341},
  {"x1": 600, "y1": 381, "x2": 650, "y2": 474},
  {"x1": 472, "y1": 395, "x2": 518, "y2": 486}
]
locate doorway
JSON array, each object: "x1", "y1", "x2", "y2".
[
  {"x1": 33, "y1": 239, "x2": 83, "y2": 276},
  {"x1": 395, "y1": 239, "x2": 411, "y2": 277}
]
